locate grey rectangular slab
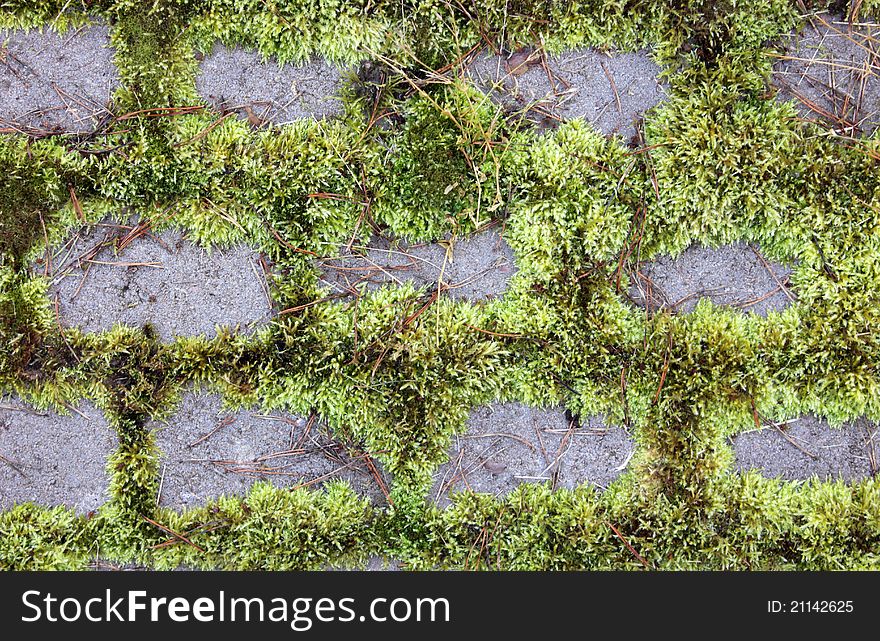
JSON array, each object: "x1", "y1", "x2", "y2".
[
  {"x1": 45, "y1": 220, "x2": 273, "y2": 341},
  {"x1": 0, "y1": 25, "x2": 118, "y2": 135},
  {"x1": 433, "y1": 403, "x2": 634, "y2": 507},
  {"x1": 153, "y1": 393, "x2": 388, "y2": 509},
  {"x1": 733, "y1": 415, "x2": 876, "y2": 482},
  {"x1": 0, "y1": 398, "x2": 116, "y2": 513}
]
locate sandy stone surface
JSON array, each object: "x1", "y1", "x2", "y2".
[
  {"x1": 196, "y1": 45, "x2": 345, "y2": 124},
  {"x1": 432, "y1": 403, "x2": 634, "y2": 507},
  {"x1": 773, "y1": 12, "x2": 880, "y2": 136},
  {"x1": 629, "y1": 242, "x2": 794, "y2": 316},
  {"x1": 0, "y1": 25, "x2": 118, "y2": 135},
  {"x1": 317, "y1": 226, "x2": 516, "y2": 302},
  {"x1": 733, "y1": 415, "x2": 876, "y2": 482},
  {"x1": 0, "y1": 398, "x2": 116, "y2": 513},
  {"x1": 467, "y1": 47, "x2": 667, "y2": 141},
  {"x1": 44, "y1": 220, "x2": 273, "y2": 341},
  {"x1": 152, "y1": 393, "x2": 389, "y2": 509}
]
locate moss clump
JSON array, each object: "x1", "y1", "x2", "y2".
[
  {"x1": 0, "y1": 268, "x2": 55, "y2": 386},
  {"x1": 0, "y1": 504, "x2": 91, "y2": 571},
  {"x1": 190, "y1": 0, "x2": 386, "y2": 66},
  {"x1": 645, "y1": 66, "x2": 805, "y2": 256},
  {"x1": 348, "y1": 294, "x2": 508, "y2": 486},
  {"x1": 147, "y1": 482, "x2": 376, "y2": 570},
  {"x1": 0, "y1": 138, "x2": 85, "y2": 270},
  {"x1": 0, "y1": 0, "x2": 96, "y2": 29},
  {"x1": 68, "y1": 326, "x2": 174, "y2": 417},
  {"x1": 0, "y1": 179, "x2": 48, "y2": 269},
  {"x1": 663, "y1": 0, "x2": 795, "y2": 63},
  {"x1": 107, "y1": 1, "x2": 200, "y2": 108},
  {"x1": 506, "y1": 120, "x2": 638, "y2": 282},
  {"x1": 241, "y1": 121, "x2": 362, "y2": 264},
  {"x1": 369, "y1": 82, "x2": 515, "y2": 240},
  {"x1": 412, "y1": 484, "x2": 620, "y2": 570},
  {"x1": 1, "y1": 0, "x2": 878, "y2": 571}
]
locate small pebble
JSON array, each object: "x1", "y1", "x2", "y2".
[{"x1": 483, "y1": 460, "x2": 507, "y2": 475}]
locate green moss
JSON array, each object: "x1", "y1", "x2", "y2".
[
  {"x1": 0, "y1": 0, "x2": 97, "y2": 29},
  {"x1": 149, "y1": 482, "x2": 376, "y2": 570},
  {"x1": 0, "y1": 268, "x2": 57, "y2": 387},
  {"x1": 349, "y1": 294, "x2": 508, "y2": 486},
  {"x1": 104, "y1": 1, "x2": 201, "y2": 120},
  {"x1": 0, "y1": 179, "x2": 48, "y2": 268},
  {"x1": 645, "y1": 64, "x2": 805, "y2": 256},
  {"x1": 369, "y1": 82, "x2": 515, "y2": 240},
  {"x1": 0, "y1": 137, "x2": 86, "y2": 269},
  {"x1": 0, "y1": 0, "x2": 878, "y2": 570},
  {"x1": 0, "y1": 505, "x2": 91, "y2": 570},
  {"x1": 506, "y1": 120, "x2": 638, "y2": 281},
  {"x1": 415, "y1": 484, "x2": 620, "y2": 570},
  {"x1": 662, "y1": 0, "x2": 795, "y2": 62},
  {"x1": 190, "y1": 0, "x2": 387, "y2": 66}
]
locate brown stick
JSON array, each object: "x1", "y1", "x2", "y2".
[
  {"x1": 143, "y1": 515, "x2": 206, "y2": 553},
  {"x1": 68, "y1": 184, "x2": 84, "y2": 223},
  {"x1": 605, "y1": 520, "x2": 650, "y2": 568}
]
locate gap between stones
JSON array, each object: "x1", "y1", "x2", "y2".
[{"x1": 193, "y1": 42, "x2": 667, "y2": 140}]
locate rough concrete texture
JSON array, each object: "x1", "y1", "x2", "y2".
[
  {"x1": 0, "y1": 398, "x2": 116, "y2": 513},
  {"x1": 773, "y1": 13, "x2": 880, "y2": 136},
  {"x1": 466, "y1": 47, "x2": 667, "y2": 141},
  {"x1": 629, "y1": 242, "x2": 794, "y2": 316},
  {"x1": 152, "y1": 393, "x2": 389, "y2": 509},
  {"x1": 733, "y1": 415, "x2": 877, "y2": 482},
  {"x1": 44, "y1": 219, "x2": 273, "y2": 341},
  {"x1": 196, "y1": 45, "x2": 345, "y2": 124},
  {"x1": 432, "y1": 403, "x2": 634, "y2": 507},
  {"x1": 0, "y1": 25, "x2": 118, "y2": 135},
  {"x1": 317, "y1": 226, "x2": 516, "y2": 302}
]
